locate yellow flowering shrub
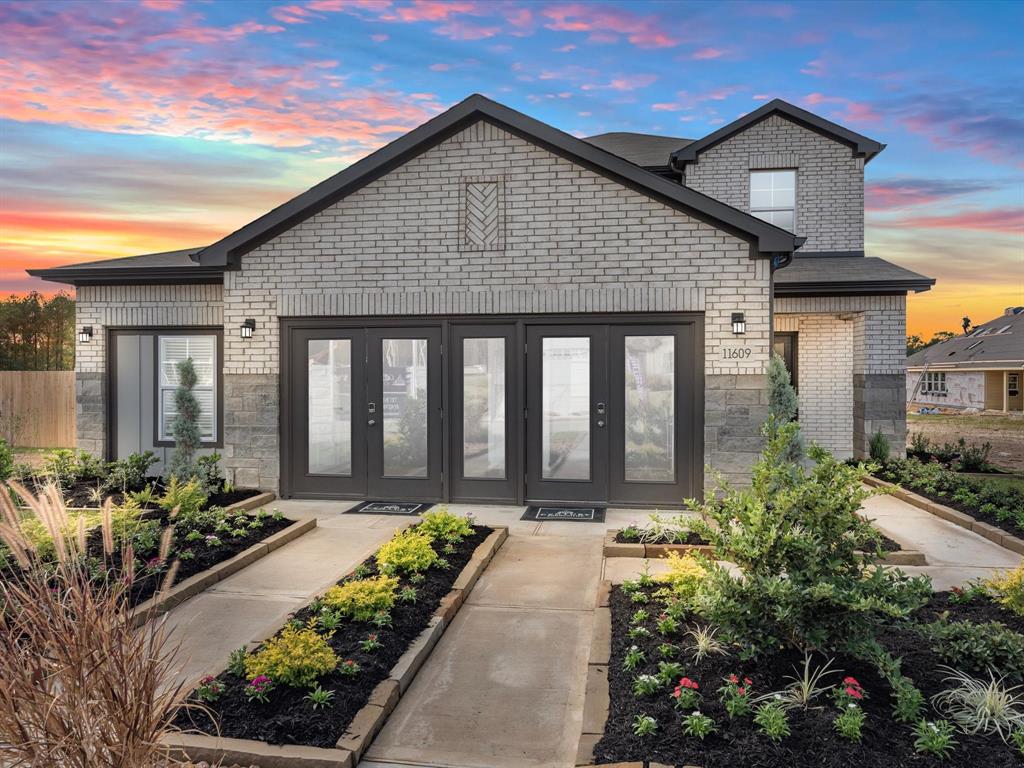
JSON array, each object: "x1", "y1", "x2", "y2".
[
  {"x1": 244, "y1": 625, "x2": 338, "y2": 687},
  {"x1": 376, "y1": 529, "x2": 438, "y2": 574},
  {"x1": 657, "y1": 551, "x2": 707, "y2": 604},
  {"x1": 322, "y1": 575, "x2": 399, "y2": 621},
  {"x1": 418, "y1": 508, "x2": 473, "y2": 542},
  {"x1": 987, "y1": 563, "x2": 1024, "y2": 616}
]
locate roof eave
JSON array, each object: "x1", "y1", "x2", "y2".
[
  {"x1": 774, "y1": 277, "x2": 935, "y2": 297},
  {"x1": 27, "y1": 265, "x2": 225, "y2": 287},
  {"x1": 197, "y1": 94, "x2": 800, "y2": 267}
]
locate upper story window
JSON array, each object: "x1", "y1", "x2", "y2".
[
  {"x1": 750, "y1": 170, "x2": 796, "y2": 231},
  {"x1": 158, "y1": 334, "x2": 218, "y2": 442}
]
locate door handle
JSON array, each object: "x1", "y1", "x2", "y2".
[
  {"x1": 596, "y1": 420, "x2": 606, "y2": 428},
  {"x1": 368, "y1": 419, "x2": 377, "y2": 426},
  {"x1": 596, "y1": 402, "x2": 606, "y2": 414}
]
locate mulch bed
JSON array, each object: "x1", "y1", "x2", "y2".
[
  {"x1": 595, "y1": 586, "x2": 1023, "y2": 768},
  {"x1": 173, "y1": 525, "x2": 493, "y2": 749},
  {"x1": 123, "y1": 510, "x2": 291, "y2": 608},
  {"x1": 23, "y1": 477, "x2": 263, "y2": 511},
  {"x1": 899, "y1": 483, "x2": 1023, "y2": 540}
]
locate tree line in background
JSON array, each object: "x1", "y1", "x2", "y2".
[{"x1": 0, "y1": 293, "x2": 76, "y2": 370}]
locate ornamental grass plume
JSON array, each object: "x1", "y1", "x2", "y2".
[{"x1": 0, "y1": 481, "x2": 192, "y2": 768}]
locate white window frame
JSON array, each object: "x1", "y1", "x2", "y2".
[
  {"x1": 920, "y1": 371, "x2": 947, "y2": 396},
  {"x1": 157, "y1": 334, "x2": 219, "y2": 443},
  {"x1": 750, "y1": 169, "x2": 796, "y2": 231},
  {"x1": 1009, "y1": 373, "x2": 1020, "y2": 396}
]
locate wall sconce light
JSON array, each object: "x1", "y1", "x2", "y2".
[
  {"x1": 731, "y1": 312, "x2": 746, "y2": 335},
  {"x1": 240, "y1": 318, "x2": 256, "y2": 339},
  {"x1": 78, "y1": 326, "x2": 93, "y2": 344}
]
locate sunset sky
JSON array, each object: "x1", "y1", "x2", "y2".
[{"x1": 1, "y1": 0, "x2": 1021, "y2": 337}]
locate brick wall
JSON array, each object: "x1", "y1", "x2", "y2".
[
  {"x1": 684, "y1": 114, "x2": 864, "y2": 253},
  {"x1": 221, "y1": 119, "x2": 773, "y2": 488},
  {"x1": 776, "y1": 294, "x2": 906, "y2": 459}
]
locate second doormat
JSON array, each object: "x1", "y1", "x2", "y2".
[
  {"x1": 521, "y1": 505, "x2": 606, "y2": 523},
  {"x1": 345, "y1": 501, "x2": 434, "y2": 516}
]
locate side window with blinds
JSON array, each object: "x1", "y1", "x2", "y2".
[{"x1": 158, "y1": 335, "x2": 218, "y2": 442}]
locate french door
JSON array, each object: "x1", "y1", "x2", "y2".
[
  {"x1": 286, "y1": 326, "x2": 442, "y2": 500},
  {"x1": 524, "y1": 323, "x2": 695, "y2": 505},
  {"x1": 283, "y1": 316, "x2": 699, "y2": 505}
]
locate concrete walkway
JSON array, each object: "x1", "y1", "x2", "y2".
[
  {"x1": 362, "y1": 504, "x2": 619, "y2": 768},
  {"x1": 164, "y1": 500, "x2": 414, "y2": 688}
]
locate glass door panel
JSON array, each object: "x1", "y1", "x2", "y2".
[
  {"x1": 623, "y1": 335, "x2": 675, "y2": 482},
  {"x1": 367, "y1": 327, "x2": 443, "y2": 499},
  {"x1": 307, "y1": 339, "x2": 353, "y2": 476},
  {"x1": 525, "y1": 325, "x2": 608, "y2": 503},
  {"x1": 541, "y1": 337, "x2": 591, "y2": 481},
  {"x1": 449, "y1": 325, "x2": 517, "y2": 502}
]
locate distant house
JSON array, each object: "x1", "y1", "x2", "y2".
[{"x1": 907, "y1": 307, "x2": 1024, "y2": 413}]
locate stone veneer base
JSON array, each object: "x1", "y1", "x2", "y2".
[
  {"x1": 165, "y1": 525, "x2": 509, "y2": 768},
  {"x1": 864, "y1": 475, "x2": 1024, "y2": 557},
  {"x1": 602, "y1": 529, "x2": 926, "y2": 566}
]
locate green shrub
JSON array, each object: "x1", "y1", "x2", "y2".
[
  {"x1": 322, "y1": 575, "x2": 398, "y2": 621},
  {"x1": 195, "y1": 453, "x2": 224, "y2": 495},
  {"x1": 917, "y1": 617, "x2": 1024, "y2": 680},
  {"x1": 0, "y1": 438, "x2": 13, "y2": 481},
  {"x1": 158, "y1": 475, "x2": 208, "y2": 517},
  {"x1": 243, "y1": 626, "x2": 338, "y2": 688},
  {"x1": 687, "y1": 422, "x2": 931, "y2": 655},
  {"x1": 869, "y1": 430, "x2": 890, "y2": 463},
  {"x1": 102, "y1": 451, "x2": 157, "y2": 494},
  {"x1": 417, "y1": 508, "x2": 473, "y2": 542},
  {"x1": 987, "y1": 564, "x2": 1024, "y2": 617},
  {"x1": 376, "y1": 528, "x2": 438, "y2": 574},
  {"x1": 42, "y1": 449, "x2": 79, "y2": 489},
  {"x1": 956, "y1": 438, "x2": 992, "y2": 472}
]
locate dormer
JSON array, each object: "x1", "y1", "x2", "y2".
[{"x1": 672, "y1": 99, "x2": 885, "y2": 254}]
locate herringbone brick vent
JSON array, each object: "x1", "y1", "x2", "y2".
[{"x1": 465, "y1": 181, "x2": 499, "y2": 246}]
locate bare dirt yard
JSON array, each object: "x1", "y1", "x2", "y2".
[{"x1": 907, "y1": 411, "x2": 1024, "y2": 472}]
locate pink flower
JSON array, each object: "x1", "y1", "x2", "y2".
[
  {"x1": 728, "y1": 674, "x2": 739, "y2": 684},
  {"x1": 737, "y1": 687, "x2": 746, "y2": 696},
  {"x1": 678, "y1": 677, "x2": 699, "y2": 690}
]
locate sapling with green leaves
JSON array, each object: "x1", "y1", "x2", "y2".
[{"x1": 754, "y1": 700, "x2": 790, "y2": 742}]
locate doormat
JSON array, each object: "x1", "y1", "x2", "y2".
[
  {"x1": 521, "y1": 506, "x2": 606, "y2": 523},
  {"x1": 345, "y1": 501, "x2": 434, "y2": 516}
]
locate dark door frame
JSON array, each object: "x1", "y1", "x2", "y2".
[{"x1": 279, "y1": 312, "x2": 704, "y2": 506}]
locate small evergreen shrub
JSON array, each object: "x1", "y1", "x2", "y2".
[
  {"x1": 102, "y1": 451, "x2": 158, "y2": 494},
  {"x1": 322, "y1": 575, "x2": 399, "y2": 621},
  {"x1": 244, "y1": 626, "x2": 338, "y2": 688},
  {"x1": 194, "y1": 453, "x2": 225, "y2": 495},
  {"x1": 917, "y1": 618, "x2": 1024, "y2": 680},
  {"x1": 767, "y1": 353, "x2": 798, "y2": 423},
  {"x1": 869, "y1": 430, "x2": 890, "y2": 463},
  {"x1": 376, "y1": 528, "x2": 438, "y2": 574},
  {"x1": 168, "y1": 357, "x2": 202, "y2": 480}
]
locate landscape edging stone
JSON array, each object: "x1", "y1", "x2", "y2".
[
  {"x1": 166, "y1": 524, "x2": 509, "y2": 768},
  {"x1": 131, "y1": 516, "x2": 316, "y2": 628}
]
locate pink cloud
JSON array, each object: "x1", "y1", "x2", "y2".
[
  {"x1": 541, "y1": 4, "x2": 679, "y2": 48},
  {"x1": 270, "y1": 5, "x2": 315, "y2": 24},
  {"x1": 691, "y1": 47, "x2": 726, "y2": 60},
  {"x1": 141, "y1": 0, "x2": 184, "y2": 9},
  {"x1": 741, "y1": 3, "x2": 795, "y2": 19},
  {"x1": 800, "y1": 57, "x2": 828, "y2": 77},
  {"x1": 371, "y1": 32, "x2": 389, "y2": 41},
  {"x1": 581, "y1": 74, "x2": 656, "y2": 92},
  {"x1": 874, "y1": 208, "x2": 1023, "y2": 234},
  {"x1": 652, "y1": 85, "x2": 747, "y2": 112},
  {"x1": 435, "y1": 20, "x2": 500, "y2": 40},
  {"x1": 866, "y1": 179, "x2": 996, "y2": 211},
  {"x1": 394, "y1": 1, "x2": 477, "y2": 22},
  {"x1": 804, "y1": 93, "x2": 881, "y2": 124}
]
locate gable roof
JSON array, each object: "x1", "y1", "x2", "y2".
[
  {"x1": 27, "y1": 247, "x2": 221, "y2": 286},
  {"x1": 671, "y1": 99, "x2": 885, "y2": 168},
  {"x1": 774, "y1": 255, "x2": 934, "y2": 296},
  {"x1": 194, "y1": 93, "x2": 801, "y2": 268},
  {"x1": 581, "y1": 131, "x2": 693, "y2": 168},
  {"x1": 907, "y1": 309, "x2": 1024, "y2": 370}
]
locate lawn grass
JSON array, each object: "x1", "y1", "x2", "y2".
[{"x1": 969, "y1": 473, "x2": 1024, "y2": 493}]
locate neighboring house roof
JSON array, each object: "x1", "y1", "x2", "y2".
[
  {"x1": 774, "y1": 255, "x2": 935, "y2": 296},
  {"x1": 671, "y1": 98, "x2": 886, "y2": 168},
  {"x1": 907, "y1": 309, "x2": 1024, "y2": 370},
  {"x1": 27, "y1": 247, "x2": 222, "y2": 286},
  {"x1": 581, "y1": 131, "x2": 692, "y2": 168},
  {"x1": 193, "y1": 94, "x2": 800, "y2": 268}
]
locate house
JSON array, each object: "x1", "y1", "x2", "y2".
[
  {"x1": 29, "y1": 95, "x2": 934, "y2": 506},
  {"x1": 907, "y1": 307, "x2": 1024, "y2": 413}
]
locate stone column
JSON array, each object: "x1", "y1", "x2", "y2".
[{"x1": 851, "y1": 299, "x2": 907, "y2": 458}]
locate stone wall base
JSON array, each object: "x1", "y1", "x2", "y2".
[
  {"x1": 704, "y1": 373, "x2": 768, "y2": 487},
  {"x1": 854, "y1": 373, "x2": 906, "y2": 458}
]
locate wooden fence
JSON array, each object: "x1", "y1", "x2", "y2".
[{"x1": 0, "y1": 371, "x2": 76, "y2": 448}]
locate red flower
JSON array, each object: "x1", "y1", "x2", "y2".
[
  {"x1": 744, "y1": 677, "x2": 752, "y2": 685},
  {"x1": 843, "y1": 676, "x2": 860, "y2": 687},
  {"x1": 728, "y1": 674, "x2": 739, "y2": 684},
  {"x1": 845, "y1": 686, "x2": 863, "y2": 699},
  {"x1": 737, "y1": 687, "x2": 746, "y2": 696},
  {"x1": 678, "y1": 677, "x2": 699, "y2": 690}
]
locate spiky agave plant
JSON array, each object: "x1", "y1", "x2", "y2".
[{"x1": 0, "y1": 481, "x2": 191, "y2": 768}]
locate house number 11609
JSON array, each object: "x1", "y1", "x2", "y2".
[{"x1": 722, "y1": 347, "x2": 752, "y2": 359}]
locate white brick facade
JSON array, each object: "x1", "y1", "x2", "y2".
[{"x1": 684, "y1": 114, "x2": 864, "y2": 253}]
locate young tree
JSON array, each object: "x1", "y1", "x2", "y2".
[
  {"x1": 168, "y1": 358, "x2": 201, "y2": 480},
  {"x1": 767, "y1": 353, "x2": 802, "y2": 460}
]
